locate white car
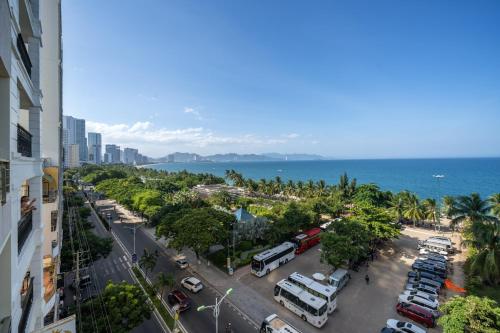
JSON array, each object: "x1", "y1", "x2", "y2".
[
  {"x1": 402, "y1": 290, "x2": 438, "y2": 304},
  {"x1": 386, "y1": 319, "x2": 426, "y2": 333},
  {"x1": 419, "y1": 248, "x2": 448, "y2": 258},
  {"x1": 176, "y1": 258, "x2": 189, "y2": 269},
  {"x1": 398, "y1": 295, "x2": 439, "y2": 316},
  {"x1": 405, "y1": 283, "x2": 438, "y2": 297},
  {"x1": 181, "y1": 277, "x2": 203, "y2": 293}
]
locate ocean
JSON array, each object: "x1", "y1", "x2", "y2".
[{"x1": 146, "y1": 158, "x2": 500, "y2": 200}]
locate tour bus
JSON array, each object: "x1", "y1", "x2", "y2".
[
  {"x1": 274, "y1": 279, "x2": 328, "y2": 328},
  {"x1": 419, "y1": 239, "x2": 452, "y2": 254},
  {"x1": 260, "y1": 314, "x2": 302, "y2": 333},
  {"x1": 288, "y1": 272, "x2": 337, "y2": 314},
  {"x1": 251, "y1": 242, "x2": 295, "y2": 277},
  {"x1": 292, "y1": 228, "x2": 322, "y2": 254}
]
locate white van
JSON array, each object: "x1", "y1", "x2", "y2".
[{"x1": 328, "y1": 268, "x2": 349, "y2": 292}]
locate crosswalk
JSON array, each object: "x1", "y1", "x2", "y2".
[{"x1": 100, "y1": 254, "x2": 132, "y2": 276}]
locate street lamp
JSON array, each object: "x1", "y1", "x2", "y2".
[
  {"x1": 123, "y1": 222, "x2": 144, "y2": 264},
  {"x1": 197, "y1": 288, "x2": 233, "y2": 333}
]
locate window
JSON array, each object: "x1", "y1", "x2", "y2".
[
  {"x1": 274, "y1": 285, "x2": 281, "y2": 297},
  {"x1": 0, "y1": 162, "x2": 9, "y2": 205},
  {"x1": 51, "y1": 211, "x2": 58, "y2": 232}
]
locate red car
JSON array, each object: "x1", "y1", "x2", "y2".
[
  {"x1": 396, "y1": 302, "x2": 436, "y2": 328},
  {"x1": 168, "y1": 289, "x2": 192, "y2": 312}
]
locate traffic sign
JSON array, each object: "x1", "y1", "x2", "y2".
[{"x1": 132, "y1": 253, "x2": 137, "y2": 263}]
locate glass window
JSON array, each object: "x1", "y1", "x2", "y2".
[{"x1": 274, "y1": 285, "x2": 281, "y2": 297}]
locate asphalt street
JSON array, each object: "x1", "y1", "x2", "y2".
[{"x1": 95, "y1": 200, "x2": 258, "y2": 333}]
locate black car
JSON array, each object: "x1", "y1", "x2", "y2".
[
  {"x1": 408, "y1": 271, "x2": 444, "y2": 285},
  {"x1": 412, "y1": 263, "x2": 447, "y2": 279},
  {"x1": 380, "y1": 328, "x2": 397, "y2": 333},
  {"x1": 415, "y1": 258, "x2": 447, "y2": 269}
]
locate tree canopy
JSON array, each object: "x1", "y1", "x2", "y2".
[{"x1": 438, "y1": 296, "x2": 500, "y2": 333}]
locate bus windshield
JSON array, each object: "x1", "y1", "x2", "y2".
[
  {"x1": 318, "y1": 303, "x2": 327, "y2": 316},
  {"x1": 251, "y1": 259, "x2": 262, "y2": 271}
]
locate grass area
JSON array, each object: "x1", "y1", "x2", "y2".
[{"x1": 132, "y1": 266, "x2": 175, "y2": 329}]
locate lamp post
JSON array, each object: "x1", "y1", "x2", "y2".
[
  {"x1": 197, "y1": 288, "x2": 233, "y2": 333},
  {"x1": 124, "y1": 222, "x2": 144, "y2": 264}
]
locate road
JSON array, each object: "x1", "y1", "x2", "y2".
[
  {"x1": 94, "y1": 199, "x2": 258, "y2": 333},
  {"x1": 86, "y1": 200, "x2": 165, "y2": 333}
]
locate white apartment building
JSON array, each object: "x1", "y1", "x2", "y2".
[
  {"x1": 0, "y1": 1, "x2": 72, "y2": 332},
  {"x1": 0, "y1": 0, "x2": 45, "y2": 332},
  {"x1": 39, "y1": 0, "x2": 64, "y2": 327}
]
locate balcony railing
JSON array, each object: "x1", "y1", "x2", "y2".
[
  {"x1": 43, "y1": 191, "x2": 57, "y2": 203},
  {"x1": 17, "y1": 124, "x2": 32, "y2": 158},
  {"x1": 18, "y1": 277, "x2": 34, "y2": 333},
  {"x1": 18, "y1": 211, "x2": 33, "y2": 254},
  {"x1": 16, "y1": 34, "x2": 32, "y2": 78}
]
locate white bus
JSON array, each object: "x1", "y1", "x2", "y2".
[
  {"x1": 288, "y1": 272, "x2": 337, "y2": 314},
  {"x1": 251, "y1": 242, "x2": 295, "y2": 277},
  {"x1": 260, "y1": 314, "x2": 302, "y2": 333},
  {"x1": 274, "y1": 279, "x2": 328, "y2": 328}
]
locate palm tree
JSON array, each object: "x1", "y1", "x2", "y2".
[
  {"x1": 451, "y1": 193, "x2": 496, "y2": 230},
  {"x1": 389, "y1": 195, "x2": 405, "y2": 223},
  {"x1": 274, "y1": 176, "x2": 283, "y2": 194},
  {"x1": 442, "y1": 195, "x2": 456, "y2": 219},
  {"x1": 403, "y1": 194, "x2": 423, "y2": 227},
  {"x1": 462, "y1": 221, "x2": 500, "y2": 284},
  {"x1": 317, "y1": 180, "x2": 326, "y2": 196},
  {"x1": 296, "y1": 181, "x2": 304, "y2": 197},
  {"x1": 257, "y1": 179, "x2": 267, "y2": 194},
  {"x1": 284, "y1": 180, "x2": 295, "y2": 196},
  {"x1": 155, "y1": 272, "x2": 175, "y2": 301},
  {"x1": 422, "y1": 198, "x2": 438, "y2": 226},
  {"x1": 306, "y1": 180, "x2": 315, "y2": 197},
  {"x1": 489, "y1": 193, "x2": 500, "y2": 218},
  {"x1": 139, "y1": 249, "x2": 157, "y2": 279}
]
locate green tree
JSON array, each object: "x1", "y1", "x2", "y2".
[
  {"x1": 139, "y1": 249, "x2": 158, "y2": 279},
  {"x1": 389, "y1": 193, "x2": 405, "y2": 223},
  {"x1": 81, "y1": 281, "x2": 152, "y2": 333},
  {"x1": 281, "y1": 202, "x2": 313, "y2": 233},
  {"x1": 85, "y1": 232, "x2": 113, "y2": 260},
  {"x1": 443, "y1": 195, "x2": 457, "y2": 219},
  {"x1": 451, "y1": 193, "x2": 497, "y2": 230},
  {"x1": 403, "y1": 193, "x2": 423, "y2": 227},
  {"x1": 422, "y1": 198, "x2": 438, "y2": 226},
  {"x1": 162, "y1": 207, "x2": 233, "y2": 259},
  {"x1": 155, "y1": 272, "x2": 175, "y2": 301},
  {"x1": 438, "y1": 296, "x2": 500, "y2": 333},
  {"x1": 490, "y1": 193, "x2": 500, "y2": 218},
  {"x1": 210, "y1": 190, "x2": 233, "y2": 209}
]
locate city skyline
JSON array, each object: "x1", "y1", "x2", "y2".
[{"x1": 63, "y1": 0, "x2": 500, "y2": 158}]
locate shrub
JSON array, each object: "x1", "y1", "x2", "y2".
[{"x1": 238, "y1": 240, "x2": 253, "y2": 252}]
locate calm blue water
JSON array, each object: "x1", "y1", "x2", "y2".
[{"x1": 147, "y1": 158, "x2": 500, "y2": 199}]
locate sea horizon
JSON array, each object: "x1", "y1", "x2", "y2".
[{"x1": 146, "y1": 157, "x2": 500, "y2": 200}]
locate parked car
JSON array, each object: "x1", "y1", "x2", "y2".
[
  {"x1": 167, "y1": 289, "x2": 192, "y2": 312},
  {"x1": 414, "y1": 258, "x2": 446, "y2": 269},
  {"x1": 405, "y1": 283, "x2": 439, "y2": 297},
  {"x1": 418, "y1": 254, "x2": 448, "y2": 264},
  {"x1": 408, "y1": 271, "x2": 444, "y2": 286},
  {"x1": 407, "y1": 277, "x2": 441, "y2": 290},
  {"x1": 328, "y1": 268, "x2": 350, "y2": 292},
  {"x1": 176, "y1": 258, "x2": 189, "y2": 269},
  {"x1": 181, "y1": 277, "x2": 203, "y2": 293},
  {"x1": 386, "y1": 319, "x2": 427, "y2": 333},
  {"x1": 396, "y1": 302, "x2": 436, "y2": 328},
  {"x1": 412, "y1": 263, "x2": 447, "y2": 278},
  {"x1": 398, "y1": 295, "x2": 439, "y2": 317},
  {"x1": 402, "y1": 290, "x2": 438, "y2": 304},
  {"x1": 380, "y1": 328, "x2": 397, "y2": 333},
  {"x1": 419, "y1": 248, "x2": 448, "y2": 258}
]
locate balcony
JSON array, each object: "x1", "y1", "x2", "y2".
[
  {"x1": 19, "y1": 277, "x2": 34, "y2": 333},
  {"x1": 43, "y1": 190, "x2": 57, "y2": 204},
  {"x1": 18, "y1": 211, "x2": 33, "y2": 254},
  {"x1": 16, "y1": 34, "x2": 32, "y2": 78},
  {"x1": 17, "y1": 124, "x2": 32, "y2": 158}
]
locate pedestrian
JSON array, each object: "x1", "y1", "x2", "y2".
[
  {"x1": 347, "y1": 273, "x2": 351, "y2": 280},
  {"x1": 365, "y1": 274, "x2": 370, "y2": 284}
]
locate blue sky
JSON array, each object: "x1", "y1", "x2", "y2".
[{"x1": 63, "y1": 0, "x2": 500, "y2": 158}]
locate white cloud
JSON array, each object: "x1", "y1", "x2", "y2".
[
  {"x1": 184, "y1": 107, "x2": 202, "y2": 120},
  {"x1": 86, "y1": 120, "x2": 291, "y2": 157},
  {"x1": 284, "y1": 133, "x2": 300, "y2": 139}
]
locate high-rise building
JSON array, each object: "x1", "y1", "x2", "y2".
[
  {"x1": 87, "y1": 132, "x2": 102, "y2": 164},
  {"x1": 62, "y1": 116, "x2": 87, "y2": 166},
  {"x1": 40, "y1": 0, "x2": 65, "y2": 326},
  {"x1": 123, "y1": 148, "x2": 138, "y2": 165},
  {"x1": 0, "y1": 1, "x2": 74, "y2": 332},
  {"x1": 104, "y1": 144, "x2": 121, "y2": 164}
]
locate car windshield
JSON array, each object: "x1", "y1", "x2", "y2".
[
  {"x1": 251, "y1": 259, "x2": 262, "y2": 271},
  {"x1": 396, "y1": 322, "x2": 405, "y2": 328}
]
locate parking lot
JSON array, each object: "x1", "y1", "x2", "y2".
[{"x1": 238, "y1": 227, "x2": 464, "y2": 332}]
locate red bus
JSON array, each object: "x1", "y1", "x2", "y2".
[{"x1": 292, "y1": 228, "x2": 322, "y2": 255}]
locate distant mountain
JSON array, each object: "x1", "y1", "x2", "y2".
[
  {"x1": 153, "y1": 152, "x2": 326, "y2": 163},
  {"x1": 262, "y1": 153, "x2": 326, "y2": 161}
]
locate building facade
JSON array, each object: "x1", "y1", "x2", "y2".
[
  {"x1": 0, "y1": 0, "x2": 45, "y2": 332},
  {"x1": 87, "y1": 132, "x2": 101, "y2": 164},
  {"x1": 39, "y1": 0, "x2": 64, "y2": 326},
  {"x1": 62, "y1": 116, "x2": 86, "y2": 166},
  {"x1": 123, "y1": 147, "x2": 138, "y2": 165},
  {"x1": 104, "y1": 144, "x2": 120, "y2": 164}
]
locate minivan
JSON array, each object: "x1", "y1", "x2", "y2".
[
  {"x1": 328, "y1": 268, "x2": 349, "y2": 291},
  {"x1": 408, "y1": 277, "x2": 441, "y2": 290},
  {"x1": 396, "y1": 302, "x2": 436, "y2": 328}
]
